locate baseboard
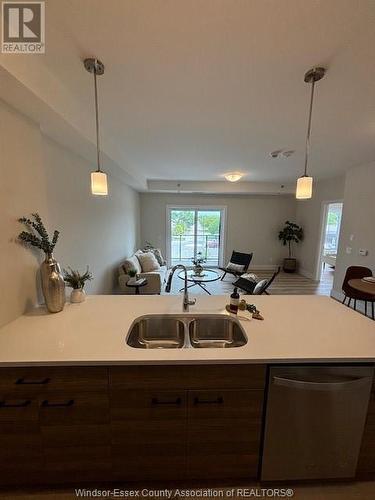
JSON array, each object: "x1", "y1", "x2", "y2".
[
  {"x1": 330, "y1": 289, "x2": 343, "y2": 302},
  {"x1": 248, "y1": 265, "x2": 279, "y2": 271},
  {"x1": 299, "y1": 267, "x2": 316, "y2": 280}
]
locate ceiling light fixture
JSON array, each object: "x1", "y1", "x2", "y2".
[
  {"x1": 296, "y1": 67, "x2": 326, "y2": 200},
  {"x1": 224, "y1": 172, "x2": 243, "y2": 182},
  {"x1": 84, "y1": 58, "x2": 108, "y2": 196}
]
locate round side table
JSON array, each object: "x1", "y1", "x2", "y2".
[{"x1": 126, "y1": 279, "x2": 148, "y2": 295}]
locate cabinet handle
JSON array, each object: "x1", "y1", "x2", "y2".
[
  {"x1": 194, "y1": 396, "x2": 224, "y2": 405},
  {"x1": 151, "y1": 397, "x2": 181, "y2": 406},
  {"x1": 16, "y1": 377, "x2": 51, "y2": 385},
  {"x1": 42, "y1": 399, "x2": 74, "y2": 408},
  {"x1": 0, "y1": 400, "x2": 31, "y2": 408}
]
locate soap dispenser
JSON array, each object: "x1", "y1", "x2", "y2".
[{"x1": 229, "y1": 288, "x2": 240, "y2": 314}]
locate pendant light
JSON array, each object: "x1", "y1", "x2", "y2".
[
  {"x1": 296, "y1": 67, "x2": 326, "y2": 200},
  {"x1": 84, "y1": 58, "x2": 108, "y2": 196}
]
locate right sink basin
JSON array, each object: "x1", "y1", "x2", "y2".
[{"x1": 189, "y1": 315, "x2": 247, "y2": 348}]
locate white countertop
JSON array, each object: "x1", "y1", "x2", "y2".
[{"x1": 0, "y1": 295, "x2": 374, "y2": 366}]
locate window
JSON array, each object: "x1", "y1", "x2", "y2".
[{"x1": 167, "y1": 207, "x2": 226, "y2": 267}]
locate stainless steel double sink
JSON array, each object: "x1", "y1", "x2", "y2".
[{"x1": 126, "y1": 314, "x2": 247, "y2": 349}]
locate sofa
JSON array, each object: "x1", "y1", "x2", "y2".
[{"x1": 119, "y1": 249, "x2": 168, "y2": 294}]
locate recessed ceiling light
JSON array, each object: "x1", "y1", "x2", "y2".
[{"x1": 224, "y1": 172, "x2": 243, "y2": 182}]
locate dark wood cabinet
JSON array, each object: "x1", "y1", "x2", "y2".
[
  {"x1": 187, "y1": 389, "x2": 264, "y2": 479},
  {"x1": 0, "y1": 364, "x2": 265, "y2": 485},
  {"x1": 110, "y1": 389, "x2": 187, "y2": 480},
  {"x1": 0, "y1": 397, "x2": 43, "y2": 485}
]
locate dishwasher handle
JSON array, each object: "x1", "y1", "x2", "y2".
[{"x1": 272, "y1": 375, "x2": 372, "y2": 391}]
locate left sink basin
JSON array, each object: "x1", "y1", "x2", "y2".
[{"x1": 127, "y1": 315, "x2": 185, "y2": 349}]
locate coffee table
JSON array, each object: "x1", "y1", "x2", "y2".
[{"x1": 177, "y1": 269, "x2": 220, "y2": 295}]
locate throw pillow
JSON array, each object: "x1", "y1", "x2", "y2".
[
  {"x1": 142, "y1": 246, "x2": 166, "y2": 266},
  {"x1": 123, "y1": 255, "x2": 141, "y2": 275},
  {"x1": 137, "y1": 251, "x2": 160, "y2": 272},
  {"x1": 227, "y1": 262, "x2": 245, "y2": 273},
  {"x1": 240, "y1": 273, "x2": 259, "y2": 283}
]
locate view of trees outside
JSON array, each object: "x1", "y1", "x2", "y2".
[
  {"x1": 323, "y1": 203, "x2": 343, "y2": 255},
  {"x1": 170, "y1": 209, "x2": 222, "y2": 265}
]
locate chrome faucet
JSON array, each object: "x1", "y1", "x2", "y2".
[{"x1": 165, "y1": 265, "x2": 196, "y2": 312}]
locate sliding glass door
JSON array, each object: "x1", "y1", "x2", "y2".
[{"x1": 168, "y1": 207, "x2": 225, "y2": 267}]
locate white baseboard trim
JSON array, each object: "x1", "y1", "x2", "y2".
[
  {"x1": 248, "y1": 265, "x2": 280, "y2": 271},
  {"x1": 299, "y1": 268, "x2": 316, "y2": 280},
  {"x1": 330, "y1": 289, "x2": 343, "y2": 302}
]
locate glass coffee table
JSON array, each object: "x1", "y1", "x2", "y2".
[{"x1": 177, "y1": 269, "x2": 220, "y2": 295}]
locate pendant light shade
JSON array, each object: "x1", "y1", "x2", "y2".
[
  {"x1": 224, "y1": 172, "x2": 243, "y2": 182},
  {"x1": 84, "y1": 58, "x2": 108, "y2": 196},
  {"x1": 296, "y1": 175, "x2": 313, "y2": 200},
  {"x1": 91, "y1": 171, "x2": 108, "y2": 196},
  {"x1": 296, "y1": 67, "x2": 326, "y2": 200}
]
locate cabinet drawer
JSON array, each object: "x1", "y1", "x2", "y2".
[
  {"x1": 0, "y1": 367, "x2": 108, "y2": 396},
  {"x1": 188, "y1": 389, "x2": 264, "y2": 419},
  {"x1": 0, "y1": 397, "x2": 39, "y2": 423},
  {"x1": 186, "y1": 365, "x2": 266, "y2": 389},
  {"x1": 39, "y1": 392, "x2": 109, "y2": 425},
  {"x1": 110, "y1": 366, "x2": 187, "y2": 390},
  {"x1": 110, "y1": 365, "x2": 266, "y2": 390},
  {"x1": 110, "y1": 390, "x2": 187, "y2": 421}
]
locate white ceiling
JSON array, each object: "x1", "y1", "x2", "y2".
[{"x1": 1, "y1": 0, "x2": 375, "y2": 188}]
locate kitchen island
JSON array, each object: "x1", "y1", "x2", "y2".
[
  {"x1": 0, "y1": 295, "x2": 374, "y2": 486},
  {"x1": 0, "y1": 295, "x2": 374, "y2": 365}
]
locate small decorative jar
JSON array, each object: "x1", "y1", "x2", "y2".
[{"x1": 70, "y1": 288, "x2": 86, "y2": 303}]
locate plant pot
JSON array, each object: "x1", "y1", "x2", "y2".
[
  {"x1": 40, "y1": 254, "x2": 66, "y2": 313},
  {"x1": 70, "y1": 288, "x2": 86, "y2": 303},
  {"x1": 283, "y1": 258, "x2": 297, "y2": 273}
]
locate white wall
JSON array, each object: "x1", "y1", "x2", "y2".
[
  {"x1": 0, "y1": 100, "x2": 140, "y2": 327},
  {"x1": 332, "y1": 162, "x2": 375, "y2": 297},
  {"x1": 140, "y1": 193, "x2": 296, "y2": 268},
  {"x1": 295, "y1": 176, "x2": 346, "y2": 279}
]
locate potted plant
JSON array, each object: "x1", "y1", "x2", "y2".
[
  {"x1": 278, "y1": 221, "x2": 303, "y2": 273},
  {"x1": 63, "y1": 267, "x2": 93, "y2": 303},
  {"x1": 18, "y1": 213, "x2": 65, "y2": 313},
  {"x1": 192, "y1": 252, "x2": 206, "y2": 276}
]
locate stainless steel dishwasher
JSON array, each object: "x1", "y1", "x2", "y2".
[{"x1": 261, "y1": 365, "x2": 374, "y2": 481}]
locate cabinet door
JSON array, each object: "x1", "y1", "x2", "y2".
[
  {"x1": 40, "y1": 391, "x2": 111, "y2": 483},
  {"x1": 111, "y1": 389, "x2": 187, "y2": 480},
  {"x1": 357, "y1": 389, "x2": 375, "y2": 479},
  {"x1": 0, "y1": 395, "x2": 43, "y2": 485},
  {"x1": 187, "y1": 389, "x2": 264, "y2": 480}
]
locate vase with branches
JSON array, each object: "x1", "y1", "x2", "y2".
[
  {"x1": 278, "y1": 221, "x2": 303, "y2": 273},
  {"x1": 18, "y1": 213, "x2": 65, "y2": 312}
]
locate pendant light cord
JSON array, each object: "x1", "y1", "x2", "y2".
[
  {"x1": 304, "y1": 78, "x2": 315, "y2": 177},
  {"x1": 93, "y1": 62, "x2": 101, "y2": 172}
]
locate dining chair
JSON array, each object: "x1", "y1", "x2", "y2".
[{"x1": 342, "y1": 266, "x2": 373, "y2": 318}]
